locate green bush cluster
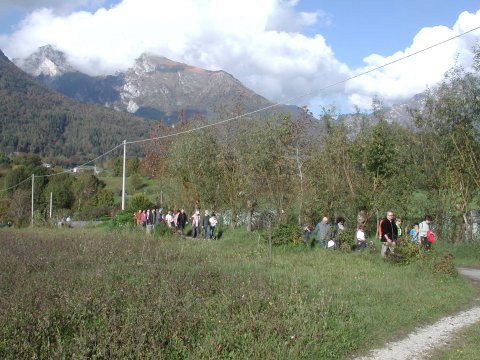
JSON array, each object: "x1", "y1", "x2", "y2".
[
  {"x1": 265, "y1": 223, "x2": 303, "y2": 246},
  {"x1": 386, "y1": 238, "x2": 423, "y2": 265},
  {"x1": 432, "y1": 253, "x2": 457, "y2": 276}
]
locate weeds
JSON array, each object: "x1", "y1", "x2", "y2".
[{"x1": 0, "y1": 228, "x2": 475, "y2": 359}]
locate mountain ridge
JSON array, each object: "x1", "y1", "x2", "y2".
[
  {"x1": 1, "y1": 48, "x2": 154, "y2": 163},
  {"x1": 13, "y1": 45, "x2": 298, "y2": 124}
]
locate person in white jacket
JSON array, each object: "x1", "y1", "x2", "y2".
[{"x1": 209, "y1": 212, "x2": 218, "y2": 239}]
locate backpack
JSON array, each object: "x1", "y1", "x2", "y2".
[{"x1": 427, "y1": 229, "x2": 436, "y2": 244}]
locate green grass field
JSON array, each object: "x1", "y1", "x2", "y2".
[{"x1": 0, "y1": 227, "x2": 476, "y2": 359}]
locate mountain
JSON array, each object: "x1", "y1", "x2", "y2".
[
  {"x1": 14, "y1": 46, "x2": 296, "y2": 124},
  {"x1": 0, "y1": 48, "x2": 154, "y2": 163},
  {"x1": 13, "y1": 45, "x2": 75, "y2": 77}
]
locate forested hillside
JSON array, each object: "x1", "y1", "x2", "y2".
[{"x1": 0, "y1": 50, "x2": 154, "y2": 163}]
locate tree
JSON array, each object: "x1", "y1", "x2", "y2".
[
  {"x1": 7, "y1": 189, "x2": 31, "y2": 226},
  {"x1": 412, "y1": 59, "x2": 480, "y2": 242},
  {"x1": 42, "y1": 173, "x2": 75, "y2": 210}
]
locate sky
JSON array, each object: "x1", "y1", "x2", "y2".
[{"x1": 0, "y1": 0, "x2": 480, "y2": 115}]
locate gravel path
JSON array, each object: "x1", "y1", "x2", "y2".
[{"x1": 355, "y1": 267, "x2": 480, "y2": 360}]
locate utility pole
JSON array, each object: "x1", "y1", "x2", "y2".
[
  {"x1": 122, "y1": 140, "x2": 126, "y2": 211},
  {"x1": 31, "y1": 174, "x2": 34, "y2": 226},
  {"x1": 49, "y1": 192, "x2": 53, "y2": 219}
]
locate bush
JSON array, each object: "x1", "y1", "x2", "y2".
[
  {"x1": 386, "y1": 238, "x2": 423, "y2": 265},
  {"x1": 74, "y1": 206, "x2": 112, "y2": 221},
  {"x1": 432, "y1": 253, "x2": 457, "y2": 276},
  {"x1": 154, "y1": 222, "x2": 173, "y2": 237},
  {"x1": 265, "y1": 223, "x2": 303, "y2": 246},
  {"x1": 111, "y1": 210, "x2": 135, "y2": 228},
  {"x1": 337, "y1": 228, "x2": 355, "y2": 252},
  {"x1": 128, "y1": 194, "x2": 154, "y2": 211}
]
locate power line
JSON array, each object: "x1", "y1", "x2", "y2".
[
  {"x1": 36, "y1": 142, "x2": 124, "y2": 179},
  {"x1": 0, "y1": 143, "x2": 124, "y2": 192},
  {"x1": 0, "y1": 175, "x2": 32, "y2": 193}
]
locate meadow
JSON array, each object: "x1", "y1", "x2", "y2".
[{"x1": 0, "y1": 227, "x2": 477, "y2": 359}]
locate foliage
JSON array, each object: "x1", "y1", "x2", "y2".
[
  {"x1": 128, "y1": 193, "x2": 154, "y2": 211},
  {"x1": 338, "y1": 228, "x2": 355, "y2": 252},
  {"x1": 386, "y1": 239, "x2": 424, "y2": 265},
  {"x1": 90, "y1": 188, "x2": 114, "y2": 207},
  {"x1": 432, "y1": 253, "x2": 457, "y2": 276},
  {"x1": 154, "y1": 222, "x2": 173, "y2": 236},
  {"x1": 128, "y1": 173, "x2": 144, "y2": 193},
  {"x1": 111, "y1": 209, "x2": 136, "y2": 228},
  {"x1": 0, "y1": 52, "x2": 152, "y2": 161},
  {"x1": 42, "y1": 173, "x2": 75, "y2": 209},
  {"x1": 265, "y1": 222, "x2": 303, "y2": 246},
  {"x1": 74, "y1": 205, "x2": 111, "y2": 221},
  {"x1": 0, "y1": 152, "x2": 10, "y2": 166}
]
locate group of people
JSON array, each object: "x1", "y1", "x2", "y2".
[
  {"x1": 303, "y1": 211, "x2": 434, "y2": 256},
  {"x1": 380, "y1": 212, "x2": 434, "y2": 256},
  {"x1": 133, "y1": 208, "x2": 218, "y2": 239},
  {"x1": 303, "y1": 216, "x2": 346, "y2": 249}
]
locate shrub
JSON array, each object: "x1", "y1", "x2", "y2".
[
  {"x1": 128, "y1": 194, "x2": 154, "y2": 211},
  {"x1": 111, "y1": 210, "x2": 135, "y2": 228},
  {"x1": 386, "y1": 238, "x2": 423, "y2": 265},
  {"x1": 74, "y1": 206, "x2": 111, "y2": 220},
  {"x1": 338, "y1": 228, "x2": 355, "y2": 252},
  {"x1": 265, "y1": 223, "x2": 303, "y2": 246},
  {"x1": 154, "y1": 222, "x2": 173, "y2": 237},
  {"x1": 432, "y1": 253, "x2": 457, "y2": 276}
]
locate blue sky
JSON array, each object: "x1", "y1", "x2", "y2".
[
  {"x1": 297, "y1": 0, "x2": 480, "y2": 67},
  {"x1": 1, "y1": 0, "x2": 479, "y2": 114}
]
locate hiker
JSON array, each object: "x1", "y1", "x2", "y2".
[
  {"x1": 356, "y1": 225, "x2": 367, "y2": 251},
  {"x1": 380, "y1": 211, "x2": 397, "y2": 257},
  {"x1": 202, "y1": 210, "x2": 210, "y2": 240},
  {"x1": 313, "y1": 217, "x2": 330, "y2": 248},
  {"x1": 177, "y1": 209, "x2": 187, "y2": 234},
  {"x1": 419, "y1": 215, "x2": 433, "y2": 250},
  {"x1": 191, "y1": 210, "x2": 200, "y2": 238},
  {"x1": 394, "y1": 217, "x2": 403, "y2": 244},
  {"x1": 409, "y1": 223, "x2": 419, "y2": 243},
  {"x1": 209, "y1": 212, "x2": 218, "y2": 239},
  {"x1": 330, "y1": 217, "x2": 345, "y2": 249},
  {"x1": 303, "y1": 223, "x2": 312, "y2": 245}
]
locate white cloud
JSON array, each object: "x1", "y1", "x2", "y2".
[
  {"x1": 1, "y1": 0, "x2": 479, "y2": 114},
  {"x1": 345, "y1": 9, "x2": 480, "y2": 111},
  {"x1": 0, "y1": 0, "x2": 107, "y2": 14}
]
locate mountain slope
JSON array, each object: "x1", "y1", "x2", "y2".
[
  {"x1": 0, "y1": 49, "x2": 153, "y2": 163},
  {"x1": 14, "y1": 47, "x2": 287, "y2": 123}
]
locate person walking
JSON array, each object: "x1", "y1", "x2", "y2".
[
  {"x1": 177, "y1": 209, "x2": 187, "y2": 235},
  {"x1": 419, "y1": 215, "x2": 432, "y2": 250},
  {"x1": 313, "y1": 217, "x2": 330, "y2": 248},
  {"x1": 201, "y1": 210, "x2": 210, "y2": 240},
  {"x1": 209, "y1": 212, "x2": 218, "y2": 239},
  {"x1": 356, "y1": 225, "x2": 367, "y2": 251},
  {"x1": 380, "y1": 211, "x2": 397, "y2": 257},
  {"x1": 191, "y1": 210, "x2": 200, "y2": 238}
]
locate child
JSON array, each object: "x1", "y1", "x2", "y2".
[{"x1": 409, "y1": 223, "x2": 419, "y2": 243}]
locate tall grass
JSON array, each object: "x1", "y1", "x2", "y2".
[{"x1": 0, "y1": 227, "x2": 475, "y2": 359}]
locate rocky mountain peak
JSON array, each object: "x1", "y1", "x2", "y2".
[
  {"x1": 13, "y1": 44, "x2": 75, "y2": 77},
  {"x1": 133, "y1": 53, "x2": 208, "y2": 75}
]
